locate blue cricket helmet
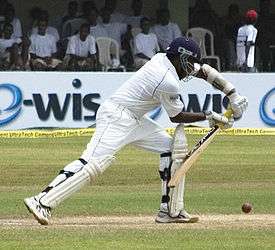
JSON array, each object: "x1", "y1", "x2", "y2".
[
  {"x1": 166, "y1": 37, "x2": 201, "y2": 80},
  {"x1": 166, "y1": 36, "x2": 201, "y2": 61}
]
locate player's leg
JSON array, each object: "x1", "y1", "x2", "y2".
[
  {"x1": 24, "y1": 126, "x2": 116, "y2": 225},
  {"x1": 167, "y1": 123, "x2": 198, "y2": 223},
  {"x1": 23, "y1": 155, "x2": 114, "y2": 225},
  {"x1": 24, "y1": 102, "x2": 139, "y2": 225},
  {"x1": 132, "y1": 118, "x2": 198, "y2": 223}
]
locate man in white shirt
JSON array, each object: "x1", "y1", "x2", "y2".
[
  {"x1": 31, "y1": 11, "x2": 60, "y2": 42},
  {"x1": 150, "y1": 8, "x2": 182, "y2": 51},
  {"x1": 24, "y1": 37, "x2": 248, "y2": 225},
  {"x1": 134, "y1": 17, "x2": 159, "y2": 69},
  {"x1": 30, "y1": 19, "x2": 62, "y2": 71},
  {"x1": 0, "y1": 22, "x2": 22, "y2": 69},
  {"x1": 61, "y1": 1, "x2": 79, "y2": 25},
  {"x1": 236, "y1": 9, "x2": 258, "y2": 72},
  {"x1": 65, "y1": 23, "x2": 97, "y2": 71},
  {"x1": 60, "y1": 1, "x2": 83, "y2": 39},
  {"x1": 2, "y1": 4, "x2": 22, "y2": 39}
]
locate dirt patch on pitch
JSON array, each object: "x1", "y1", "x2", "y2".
[{"x1": 1, "y1": 214, "x2": 275, "y2": 230}]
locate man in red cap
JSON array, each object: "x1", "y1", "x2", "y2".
[{"x1": 236, "y1": 9, "x2": 258, "y2": 72}]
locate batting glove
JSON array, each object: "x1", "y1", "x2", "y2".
[
  {"x1": 204, "y1": 111, "x2": 234, "y2": 129},
  {"x1": 227, "y1": 92, "x2": 248, "y2": 119}
]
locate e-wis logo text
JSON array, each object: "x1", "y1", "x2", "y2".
[{"x1": 0, "y1": 79, "x2": 100, "y2": 126}]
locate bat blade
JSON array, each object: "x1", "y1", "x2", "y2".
[
  {"x1": 168, "y1": 126, "x2": 219, "y2": 188},
  {"x1": 168, "y1": 109, "x2": 233, "y2": 188}
]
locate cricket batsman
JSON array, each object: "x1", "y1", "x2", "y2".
[{"x1": 24, "y1": 37, "x2": 248, "y2": 225}]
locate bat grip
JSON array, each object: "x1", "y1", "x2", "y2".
[{"x1": 224, "y1": 108, "x2": 233, "y2": 119}]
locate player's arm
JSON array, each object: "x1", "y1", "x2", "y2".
[
  {"x1": 170, "y1": 110, "x2": 232, "y2": 129},
  {"x1": 170, "y1": 111, "x2": 205, "y2": 123},
  {"x1": 195, "y1": 64, "x2": 248, "y2": 118},
  {"x1": 159, "y1": 93, "x2": 232, "y2": 127}
]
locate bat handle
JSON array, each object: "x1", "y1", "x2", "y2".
[
  {"x1": 217, "y1": 108, "x2": 233, "y2": 129},
  {"x1": 224, "y1": 108, "x2": 233, "y2": 119}
]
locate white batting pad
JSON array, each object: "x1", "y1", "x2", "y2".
[
  {"x1": 40, "y1": 155, "x2": 114, "y2": 208},
  {"x1": 169, "y1": 124, "x2": 188, "y2": 216}
]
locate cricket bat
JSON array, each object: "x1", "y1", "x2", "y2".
[{"x1": 168, "y1": 109, "x2": 233, "y2": 188}]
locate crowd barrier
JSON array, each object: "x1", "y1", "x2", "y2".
[{"x1": 0, "y1": 72, "x2": 275, "y2": 130}]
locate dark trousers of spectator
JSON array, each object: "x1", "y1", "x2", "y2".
[{"x1": 239, "y1": 65, "x2": 256, "y2": 73}]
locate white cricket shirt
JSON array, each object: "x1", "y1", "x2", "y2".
[
  {"x1": 66, "y1": 34, "x2": 96, "y2": 57},
  {"x1": 134, "y1": 33, "x2": 159, "y2": 58},
  {"x1": 236, "y1": 24, "x2": 257, "y2": 68},
  {"x1": 29, "y1": 33, "x2": 57, "y2": 57},
  {"x1": 110, "y1": 53, "x2": 184, "y2": 118},
  {"x1": 32, "y1": 26, "x2": 60, "y2": 42}
]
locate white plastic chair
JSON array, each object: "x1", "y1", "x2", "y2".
[
  {"x1": 186, "y1": 27, "x2": 221, "y2": 71},
  {"x1": 96, "y1": 37, "x2": 126, "y2": 72}
]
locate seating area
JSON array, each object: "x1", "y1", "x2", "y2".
[{"x1": 0, "y1": 0, "x2": 274, "y2": 72}]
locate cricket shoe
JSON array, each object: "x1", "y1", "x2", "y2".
[
  {"x1": 24, "y1": 196, "x2": 51, "y2": 225},
  {"x1": 155, "y1": 210, "x2": 199, "y2": 223}
]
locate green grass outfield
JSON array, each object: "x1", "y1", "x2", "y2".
[{"x1": 0, "y1": 134, "x2": 274, "y2": 249}]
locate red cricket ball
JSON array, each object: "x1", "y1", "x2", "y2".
[{"x1": 242, "y1": 202, "x2": 252, "y2": 213}]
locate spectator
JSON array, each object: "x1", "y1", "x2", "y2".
[
  {"x1": 100, "y1": 7, "x2": 129, "y2": 50},
  {"x1": 236, "y1": 10, "x2": 258, "y2": 72},
  {"x1": 31, "y1": 10, "x2": 60, "y2": 42},
  {"x1": 80, "y1": 1, "x2": 96, "y2": 19},
  {"x1": 222, "y1": 4, "x2": 243, "y2": 71},
  {"x1": 124, "y1": 0, "x2": 144, "y2": 28},
  {"x1": 99, "y1": 7, "x2": 133, "y2": 68},
  {"x1": 99, "y1": 0, "x2": 126, "y2": 23},
  {"x1": 61, "y1": 1, "x2": 84, "y2": 39},
  {"x1": 65, "y1": 23, "x2": 97, "y2": 71},
  {"x1": 0, "y1": 22, "x2": 22, "y2": 69},
  {"x1": 189, "y1": 0, "x2": 220, "y2": 34},
  {"x1": 189, "y1": 0, "x2": 224, "y2": 68},
  {"x1": 134, "y1": 17, "x2": 159, "y2": 69},
  {"x1": 28, "y1": 7, "x2": 43, "y2": 32},
  {"x1": 62, "y1": 1, "x2": 79, "y2": 25},
  {"x1": 2, "y1": 4, "x2": 22, "y2": 39},
  {"x1": 150, "y1": 8, "x2": 182, "y2": 51},
  {"x1": 257, "y1": 0, "x2": 275, "y2": 71},
  {"x1": 87, "y1": 8, "x2": 108, "y2": 40},
  {"x1": 29, "y1": 18, "x2": 62, "y2": 71}
]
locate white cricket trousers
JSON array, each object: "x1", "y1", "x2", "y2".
[{"x1": 81, "y1": 100, "x2": 172, "y2": 162}]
